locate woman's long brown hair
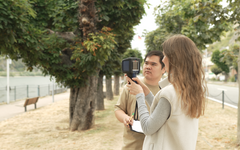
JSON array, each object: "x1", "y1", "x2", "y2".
[{"x1": 162, "y1": 35, "x2": 207, "y2": 118}]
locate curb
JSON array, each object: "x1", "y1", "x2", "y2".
[{"x1": 207, "y1": 96, "x2": 238, "y2": 109}]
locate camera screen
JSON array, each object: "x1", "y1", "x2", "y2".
[
  {"x1": 122, "y1": 60, "x2": 130, "y2": 72},
  {"x1": 132, "y1": 61, "x2": 139, "y2": 71}
]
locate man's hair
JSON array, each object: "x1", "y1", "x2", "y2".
[{"x1": 144, "y1": 50, "x2": 165, "y2": 69}]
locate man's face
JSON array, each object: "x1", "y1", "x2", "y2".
[{"x1": 143, "y1": 55, "x2": 164, "y2": 80}]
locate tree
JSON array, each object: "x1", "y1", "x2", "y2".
[
  {"x1": 144, "y1": 28, "x2": 168, "y2": 54},
  {"x1": 154, "y1": 0, "x2": 230, "y2": 51},
  {"x1": 0, "y1": 0, "x2": 146, "y2": 131},
  {"x1": 123, "y1": 48, "x2": 143, "y2": 63},
  {"x1": 211, "y1": 49, "x2": 230, "y2": 81},
  {"x1": 222, "y1": 44, "x2": 239, "y2": 73},
  {"x1": 211, "y1": 65, "x2": 222, "y2": 77}
]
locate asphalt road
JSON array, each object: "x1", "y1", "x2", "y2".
[{"x1": 207, "y1": 83, "x2": 238, "y2": 106}]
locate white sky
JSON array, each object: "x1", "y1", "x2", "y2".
[
  {"x1": 131, "y1": 0, "x2": 161, "y2": 58},
  {"x1": 131, "y1": 0, "x2": 229, "y2": 58}
]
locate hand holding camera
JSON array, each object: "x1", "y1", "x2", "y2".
[{"x1": 122, "y1": 57, "x2": 140, "y2": 84}]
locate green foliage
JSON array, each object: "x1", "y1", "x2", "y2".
[
  {"x1": 211, "y1": 49, "x2": 229, "y2": 73},
  {"x1": 221, "y1": 44, "x2": 239, "y2": 72},
  {"x1": 207, "y1": 30, "x2": 235, "y2": 52},
  {"x1": 149, "y1": 0, "x2": 230, "y2": 52},
  {"x1": 210, "y1": 65, "x2": 222, "y2": 76},
  {"x1": 144, "y1": 28, "x2": 169, "y2": 53},
  {"x1": 73, "y1": 27, "x2": 116, "y2": 65},
  {"x1": 101, "y1": 48, "x2": 122, "y2": 78},
  {"x1": 71, "y1": 27, "x2": 116, "y2": 81},
  {"x1": 95, "y1": 0, "x2": 146, "y2": 77},
  {"x1": 40, "y1": 27, "x2": 116, "y2": 87},
  {"x1": 123, "y1": 48, "x2": 143, "y2": 63},
  {"x1": 228, "y1": 0, "x2": 240, "y2": 42},
  {"x1": 29, "y1": 0, "x2": 79, "y2": 32},
  {"x1": 0, "y1": 0, "x2": 146, "y2": 88},
  {"x1": 96, "y1": 0, "x2": 146, "y2": 54},
  {"x1": 0, "y1": 0, "x2": 36, "y2": 53}
]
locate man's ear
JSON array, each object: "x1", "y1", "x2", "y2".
[{"x1": 161, "y1": 67, "x2": 166, "y2": 75}]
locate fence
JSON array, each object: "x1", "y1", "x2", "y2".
[
  {"x1": 0, "y1": 84, "x2": 68, "y2": 103},
  {"x1": 208, "y1": 90, "x2": 238, "y2": 109}
]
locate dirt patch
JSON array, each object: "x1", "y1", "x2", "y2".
[
  {"x1": 0, "y1": 95, "x2": 239, "y2": 150},
  {"x1": 197, "y1": 100, "x2": 239, "y2": 150},
  {"x1": 0, "y1": 96, "x2": 123, "y2": 150}
]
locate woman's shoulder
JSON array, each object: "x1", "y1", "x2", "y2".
[
  {"x1": 161, "y1": 84, "x2": 175, "y2": 93},
  {"x1": 155, "y1": 84, "x2": 176, "y2": 101}
]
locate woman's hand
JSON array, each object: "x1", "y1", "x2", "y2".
[{"x1": 125, "y1": 76, "x2": 144, "y2": 95}]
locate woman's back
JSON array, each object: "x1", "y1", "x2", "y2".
[{"x1": 143, "y1": 79, "x2": 198, "y2": 150}]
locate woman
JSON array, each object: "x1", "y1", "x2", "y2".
[{"x1": 126, "y1": 34, "x2": 207, "y2": 150}]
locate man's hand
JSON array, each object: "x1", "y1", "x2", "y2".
[
  {"x1": 123, "y1": 115, "x2": 133, "y2": 128},
  {"x1": 115, "y1": 110, "x2": 133, "y2": 129}
]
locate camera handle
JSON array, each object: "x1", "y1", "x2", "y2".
[{"x1": 127, "y1": 73, "x2": 138, "y2": 84}]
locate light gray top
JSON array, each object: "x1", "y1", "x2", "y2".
[{"x1": 136, "y1": 92, "x2": 171, "y2": 135}]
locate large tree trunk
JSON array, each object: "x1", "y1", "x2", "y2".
[
  {"x1": 237, "y1": 49, "x2": 240, "y2": 144},
  {"x1": 69, "y1": 75, "x2": 98, "y2": 131},
  {"x1": 106, "y1": 78, "x2": 113, "y2": 100},
  {"x1": 68, "y1": 0, "x2": 99, "y2": 131},
  {"x1": 96, "y1": 73, "x2": 104, "y2": 110},
  {"x1": 114, "y1": 75, "x2": 120, "y2": 95}
]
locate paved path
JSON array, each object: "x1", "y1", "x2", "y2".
[{"x1": 0, "y1": 89, "x2": 70, "y2": 122}]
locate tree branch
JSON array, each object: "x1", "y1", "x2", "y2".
[{"x1": 47, "y1": 29, "x2": 76, "y2": 42}]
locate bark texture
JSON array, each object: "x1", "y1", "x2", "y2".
[
  {"x1": 106, "y1": 78, "x2": 113, "y2": 100},
  {"x1": 96, "y1": 74, "x2": 104, "y2": 110},
  {"x1": 79, "y1": 0, "x2": 98, "y2": 40},
  {"x1": 114, "y1": 75, "x2": 120, "y2": 95},
  {"x1": 69, "y1": 75, "x2": 98, "y2": 131}
]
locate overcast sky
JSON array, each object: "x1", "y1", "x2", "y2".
[
  {"x1": 131, "y1": 0, "x2": 229, "y2": 58},
  {"x1": 131, "y1": 0, "x2": 161, "y2": 58}
]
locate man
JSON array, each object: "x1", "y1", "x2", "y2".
[{"x1": 115, "y1": 50, "x2": 165, "y2": 150}]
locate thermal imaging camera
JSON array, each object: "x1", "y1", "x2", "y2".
[{"x1": 122, "y1": 57, "x2": 140, "y2": 83}]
